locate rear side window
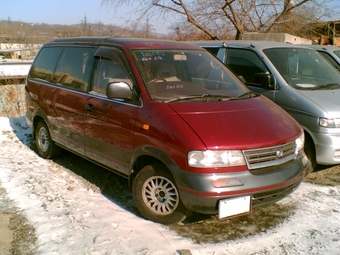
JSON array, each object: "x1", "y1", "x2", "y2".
[
  {"x1": 29, "y1": 47, "x2": 63, "y2": 82},
  {"x1": 53, "y1": 47, "x2": 96, "y2": 90},
  {"x1": 225, "y1": 49, "x2": 270, "y2": 85}
]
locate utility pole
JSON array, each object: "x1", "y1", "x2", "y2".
[{"x1": 82, "y1": 14, "x2": 88, "y2": 36}]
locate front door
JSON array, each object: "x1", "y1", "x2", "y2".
[
  {"x1": 84, "y1": 47, "x2": 139, "y2": 176},
  {"x1": 224, "y1": 48, "x2": 276, "y2": 100}
]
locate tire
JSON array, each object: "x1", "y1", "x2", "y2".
[
  {"x1": 35, "y1": 121, "x2": 62, "y2": 159},
  {"x1": 304, "y1": 137, "x2": 317, "y2": 171},
  {"x1": 132, "y1": 164, "x2": 187, "y2": 225}
]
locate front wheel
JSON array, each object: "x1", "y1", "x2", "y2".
[
  {"x1": 35, "y1": 121, "x2": 62, "y2": 159},
  {"x1": 132, "y1": 164, "x2": 187, "y2": 225}
]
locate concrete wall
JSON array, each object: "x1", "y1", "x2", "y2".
[
  {"x1": 242, "y1": 33, "x2": 312, "y2": 44},
  {"x1": 334, "y1": 37, "x2": 340, "y2": 46},
  {"x1": 0, "y1": 84, "x2": 26, "y2": 117},
  {"x1": 0, "y1": 43, "x2": 41, "y2": 60}
]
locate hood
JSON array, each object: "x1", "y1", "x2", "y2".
[
  {"x1": 298, "y1": 89, "x2": 340, "y2": 117},
  {"x1": 169, "y1": 96, "x2": 302, "y2": 150}
]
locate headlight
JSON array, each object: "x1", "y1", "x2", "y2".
[
  {"x1": 188, "y1": 150, "x2": 246, "y2": 168},
  {"x1": 319, "y1": 117, "x2": 340, "y2": 128},
  {"x1": 295, "y1": 132, "x2": 305, "y2": 153}
]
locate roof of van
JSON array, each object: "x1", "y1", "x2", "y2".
[
  {"x1": 45, "y1": 37, "x2": 203, "y2": 50},
  {"x1": 306, "y1": 44, "x2": 340, "y2": 53},
  {"x1": 188, "y1": 40, "x2": 315, "y2": 50}
]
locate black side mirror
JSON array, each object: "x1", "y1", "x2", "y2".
[
  {"x1": 107, "y1": 82, "x2": 133, "y2": 99},
  {"x1": 253, "y1": 73, "x2": 275, "y2": 90}
]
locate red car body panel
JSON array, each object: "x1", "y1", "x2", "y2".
[{"x1": 168, "y1": 96, "x2": 300, "y2": 150}]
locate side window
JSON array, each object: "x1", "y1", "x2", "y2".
[
  {"x1": 318, "y1": 51, "x2": 340, "y2": 70},
  {"x1": 92, "y1": 51, "x2": 133, "y2": 95},
  {"x1": 204, "y1": 47, "x2": 219, "y2": 56},
  {"x1": 29, "y1": 47, "x2": 63, "y2": 82},
  {"x1": 53, "y1": 47, "x2": 96, "y2": 91},
  {"x1": 225, "y1": 49, "x2": 270, "y2": 86}
]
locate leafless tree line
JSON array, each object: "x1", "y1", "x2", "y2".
[{"x1": 101, "y1": 0, "x2": 340, "y2": 41}]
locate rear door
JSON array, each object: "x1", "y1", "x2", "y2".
[
  {"x1": 42, "y1": 46, "x2": 96, "y2": 155},
  {"x1": 84, "y1": 47, "x2": 140, "y2": 176}
]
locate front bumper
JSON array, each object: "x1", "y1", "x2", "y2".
[
  {"x1": 314, "y1": 132, "x2": 340, "y2": 165},
  {"x1": 176, "y1": 152, "x2": 311, "y2": 215}
]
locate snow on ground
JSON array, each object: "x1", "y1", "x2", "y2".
[{"x1": 0, "y1": 116, "x2": 340, "y2": 255}]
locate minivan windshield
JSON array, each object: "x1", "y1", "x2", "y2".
[
  {"x1": 264, "y1": 48, "x2": 340, "y2": 90},
  {"x1": 133, "y1": 50, "x2": 250, "y2": 102}
]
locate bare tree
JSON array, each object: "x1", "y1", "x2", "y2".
[{"x1": 101, "y1": 0, "x2": 339, "y2": 40}]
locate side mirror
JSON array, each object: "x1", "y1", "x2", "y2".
[
  {"x1": 107, "y1": 82, "x2": 132, "y2": 99},
  {"x1": 253, "y1": 73, "x2": 275, "y2": 90}
]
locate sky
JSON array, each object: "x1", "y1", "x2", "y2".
[
  {"x1": 2, "y1": 0, "x2": 136, "y2": 25},
  {"x1": 2, "y1": 0, "x2": 160, "y2": 32},
  {"x1": 3, "y1": 0, "x2": 120, "y2": 24},
  {"x1": 0, "y1": 115, "x2": 340, "y2": 254}
]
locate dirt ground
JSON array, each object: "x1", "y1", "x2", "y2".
[
  {"x1": 0, "y1": 186, "x2": 37, "y2": 255},
  {"x1": 0, "y1": 214, "x2": 12, "y2": 255},
  {"x1": 170, "y1": 164, "x2": 340, "y2": 243},
  {"x1": 0, "y1": 152, "x2": 339, "y2": 252}
]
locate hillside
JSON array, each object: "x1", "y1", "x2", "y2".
[{"x1": 0, "y1": 19, "x2": 167, "y2": 45}]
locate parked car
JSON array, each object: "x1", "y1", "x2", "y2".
[
  {"x1": 26, "y1": 37, "x2": 311, "y2": 224},
  {"x1": 306, "y1": 45, "x2": 340, "y2": 71},
  {"x1": 190, "y1": 40, "x2": 340, "y2": 169}
]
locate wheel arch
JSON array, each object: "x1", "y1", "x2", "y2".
[
  {"x1": 129, "y1": 145, "x2": 182, "y2": 190},
  {"x1": 303, "y1": 129, "x2": 317, "y2": 169},
  {"x1": 31, "y1": 108, "x2": 49, "y2": 138}
]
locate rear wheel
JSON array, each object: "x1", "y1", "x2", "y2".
[
  {"x1": 35, "y1": 121, "x2": 62, "y2": 159},
  {"x1": 132, "y1": 164, "x2": 187, "y2": 225}
]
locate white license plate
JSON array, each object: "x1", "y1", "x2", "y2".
[{"x1": 218, "y1": 196, "x2": 251, "y2": 219}]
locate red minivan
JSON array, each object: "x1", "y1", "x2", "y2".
[{"x1": 25, "y1": 37, "x2": 311, "y2": 224}]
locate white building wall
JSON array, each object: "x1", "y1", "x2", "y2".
[{"x1": 242, "y1": 33, "x2": 312, "y2": 44}]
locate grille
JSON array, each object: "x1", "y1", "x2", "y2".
[{"x1": 243, "y1": 141, "x2": 296, "y2": 170}]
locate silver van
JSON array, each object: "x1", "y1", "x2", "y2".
[
  {"x1": 307, "y1": 45, "x2": 340, "y2": 71},
  {"x1": 191, "y1": 40, "x2": 340, "y2": 169}
]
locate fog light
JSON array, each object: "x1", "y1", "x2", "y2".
[
  {"x1": 334, "y1": 150, "x2": 340, "y2": 159},
  {"x1": 211, "y1": 178, "x2": 243, "y2": 188}
]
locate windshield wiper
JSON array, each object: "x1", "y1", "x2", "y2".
[
  {"x1": 311, "y1": 83, "x2": 340, "y2": 90},
  {"x1": 165, "y1": 94, "x2": 231, "y2": 103},
  {"x1": 165, "y1": 92, "x2": 259, "y2": 103},
  {"x1": 233, "y1": 91, "x2": 260, "y2": 99}
]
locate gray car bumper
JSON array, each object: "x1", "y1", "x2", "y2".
[{"x1": 176, "y1": 152, "x2": 311, "y2": 215}]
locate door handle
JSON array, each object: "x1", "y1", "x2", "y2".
[{"x1": 85, "y1": 104, "x2": 95, "y2": 112}]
